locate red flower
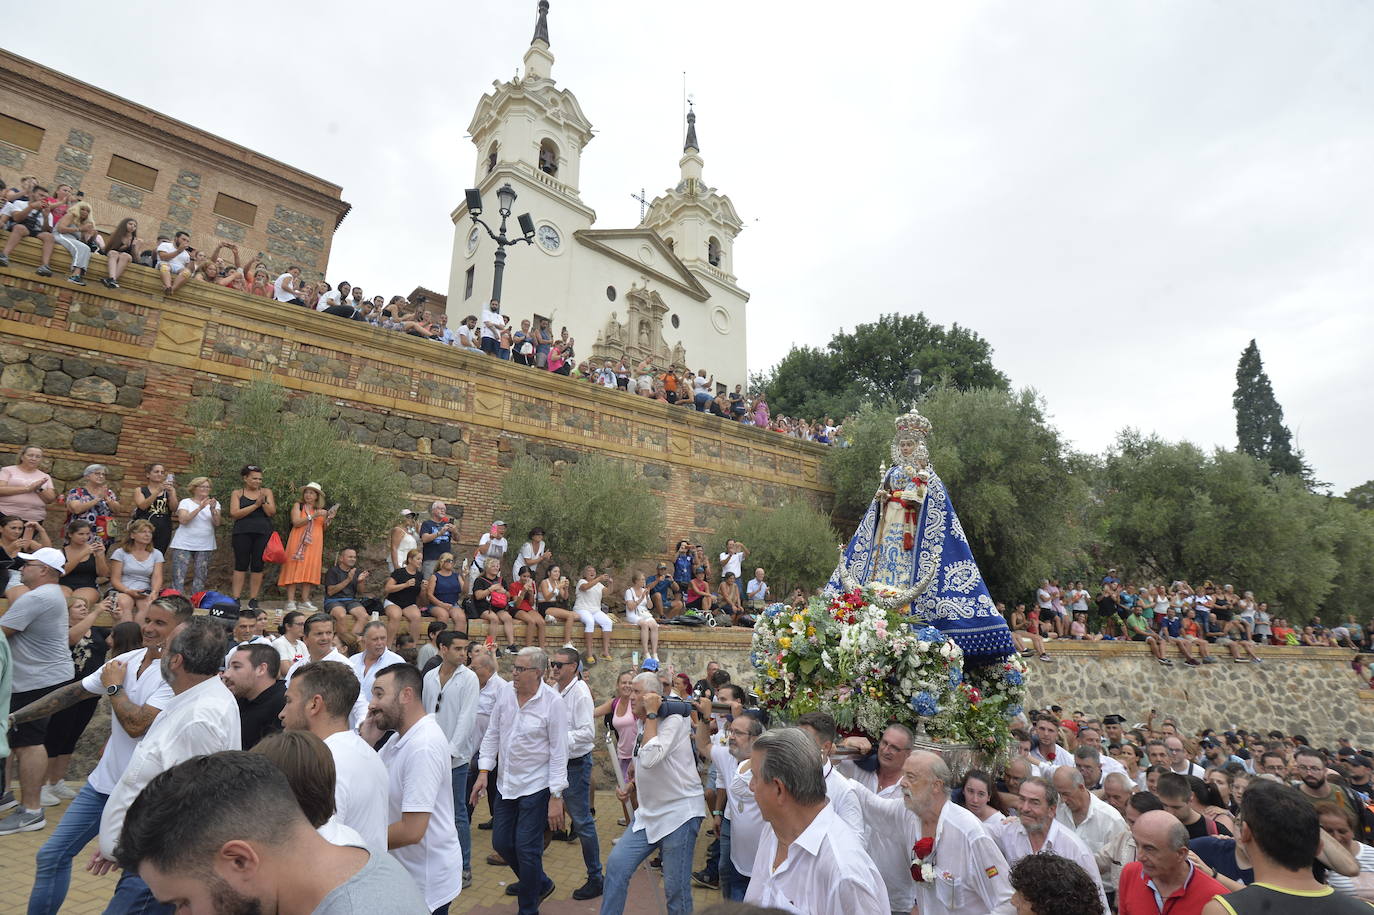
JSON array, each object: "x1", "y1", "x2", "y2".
[{"x1": 910, "y1": 836, "x2": 935, "y2": 880}]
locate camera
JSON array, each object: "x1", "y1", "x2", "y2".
[{"x1": 657, "y1": 697, "x2": 695, "y2": 718}]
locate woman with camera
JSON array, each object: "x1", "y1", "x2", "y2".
[
  {"x1": 538, "y1": 564, "x2": 577, "y2": 647},
  {"x1": 623, "y1": 571, "x2": 660, "y2": 661},
  {"x1": 58, "y1": 519, "x2": 108, "y2": 613},
  {"x1": 1, "y1": 512, "x2": 52, "y2": 601},
  {"x1": 65, "y1": 464, "x2": 123, "y2": 548},
  {"x1": 511, "y1": 567, "x2": 547, "y2": 651},
  {"x1": 383, "y1": 548, "x2": 425, "y2": 646},
  {"x1": 573, "y1": 566, "x2": 615, "y2": 665},
  {"x1": 473, "y1": 557, "x2": 518, "y2": 655}
]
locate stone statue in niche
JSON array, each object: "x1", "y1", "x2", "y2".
[{"x1": 589, "y1": 284, "x2": 685, "y2": 369}]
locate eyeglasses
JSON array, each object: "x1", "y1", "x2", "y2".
[
  {"x1": 512, "y1": 665, "x2": 539, "y2": 674},
  {"x1": 548, "y1": 661, "x2": 571, "y2": 669},
  {"x1": 244, "y1": 465, "x2": 262, "y2": 473}
]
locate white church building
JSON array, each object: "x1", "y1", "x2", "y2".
[{"x1": 445, "y1": 1, "x2": 749, "y2": 389}]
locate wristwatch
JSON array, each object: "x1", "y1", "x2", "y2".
[
  {"x1": 646, "y1": 712, "x2": 659, "y2": 720},
  {"x1": 551, "y1": 790, "x2": 563, "y2": 800},
  {"x1": 105, "y1": 684, "x2": 124, "y2": 698}
]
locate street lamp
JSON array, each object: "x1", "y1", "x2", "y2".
[
  {"x1": 906, "y1": 367, "x2": 924, "y2": 404},
  {"x1": 465, "y1": 183, "x2": 536, "y2": 303}
]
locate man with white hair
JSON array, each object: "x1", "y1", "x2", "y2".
[
  {"x1": 1101, "y1": 771, "x2": 1135, "y2": 819},
  {"x1": 993, "y1": 775, "x2": 1109, "y2": 913},
  {"x1": 1052, "y1": 766, "x2": 1128, "y2": 900},
  {"x1": 470, "y1": 647, "x2": 566, "y2": 915},
  {"x1": 601, "y1": 671, "x2": 706, "y2": 915},
  {"x1": 851, "y1": 749, "x2": 1014, "y2": 915},
  {"x1": 1074, "y1": 726, "x2": 1128, "y2": 782},
  {"x1": 744, "y1": 728, "x2": 888, "y2": 915}
]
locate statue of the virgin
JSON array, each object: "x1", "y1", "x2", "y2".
[{"x1": 826, "y1": 409, "x2": 1016, "y2": 665}]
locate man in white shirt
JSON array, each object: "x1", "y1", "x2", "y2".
[
  {"x1": 836, "y1": 725, "x2": 923, "y2": 912},
  {"x1": 1028, "y1": 714, "x2": 1074, "y2": 774},
  {"x1": 547, "y1": 647, "x2": 603, "y2": 900},
  {"x1": 465, "y1": 650, "x2": 509, "y2": 837},
  {"x1": 111, "y1": 751, "x2": 427, "y2": 915},
  {"x1": 719, "y1": 539, "x2": 748, "y2": 581},
  {"x1": 421, "y1": 631, "x2": 479, "y2": 888},
  {"x1": 280, "y1": 659, "x2": 389, "y2": 857},
  {"x1": 15, "y1": 594, "x2": 185, "y2": 914},
  {"x1": 1051, "y1": 766, "x2": 1128, "y2": 898},
  {"x1": 744, "y1": 727, "x2": 888, "y2": 915},
  {"x1": 222, "y1": 607, "x2": 273, "y2": 668},
  {"x1": 850, "y1": 749, "x2": 1013, "y2": 915},
  {"x1": 286, "y1": 613, "x2": 367, "y2": 727},
  {"x1": 349, "y1": 621, "x2": 404, "y2": 710},
  {"x1": 1164, "y1": 735, "x2": 1206, "y2": 778},
  {"x1": 722, "y1": 710, "x2": 767, "y2": 901},
  {"x1": 273, "y1": 264, "x2": 306, "y2": 306},
  {"x1": 471, "y1": 647, "x2": 567, "y2": 915},
  {"x1": 745, "y1": 567, "x2": 768, "y2": 609},
  {"x1": 155, "y1": 231, "x2": 193, "y2": 294},
  {"x1": 796, "y1": 711, "x2": 865, "y2": 836},
  {"x1": 92, "y1": 618, "x2": 241, "y2": 911},
  {"x1": 992, "y1": 776, "x2": 1109, "y2": 914},
  {"x1": 1074, "y1": 732, "x2": 1128, "y2": 786},
  {"x1": 601, "y1": 672, "x2": 707, "y2": 915},
  {"x1": 472, "y1": 521, "x2": 508, "y2": 583},
  {"x1": 479, "y1": 299, "x2": 503, "y2": 353},
  {"x1": 371, "y1": 662, "x2": 462, "y2": 914}
]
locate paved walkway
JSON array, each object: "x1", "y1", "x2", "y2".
[{"x1": 1, "y1": 783, "x2": 725, "y2": 914}]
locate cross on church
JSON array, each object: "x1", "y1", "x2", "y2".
[{"x1": 631, "y1": 187, "x2": 650, "y2": 220}]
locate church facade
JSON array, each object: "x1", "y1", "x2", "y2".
[{"x1": 444, "y1": 2, "x2": 749, "y2": 389}]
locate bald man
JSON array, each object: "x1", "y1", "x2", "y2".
[
  {"x1": 851, "y1": 750, "x2": 1013, "y2": 915},
  {"x1": 1118, "y1": 810, "x2": 1228, "y2": 915}
]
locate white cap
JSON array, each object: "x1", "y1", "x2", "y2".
[{"x1": 18, "y1": 547, "x2": 66, "y2": 573}]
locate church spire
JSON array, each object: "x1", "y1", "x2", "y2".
[
  {"x1": 531, "y1": 0, "x2": 550, "y2": 47},
  {"x1": 684, "y1": 105, "x2": 699, "y2": 153}
]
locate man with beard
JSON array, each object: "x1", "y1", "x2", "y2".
[
  {"x1": 17, "y1": 594, "x2": 188, "y2": 915},
  {"x1": 1293, "y1": 746, "x2": 1374, "y2": 842},
  {"x1": 222, "y1": 643, "x2": 284, "y2": 749},
  {"x1": 370, "y1": 663, "x2": 462, "y2": 914},
  {"x1": 93, "y1": 617, "x2": 241, "y2": 911},
  {"x1": 280, "y1": 660, "x2": 389, "y2": 857},
  {"x1": 992, "y1": 776, "x2": 1109, "y2": 913},
  {"x1": 851, "y1": 748, "x2": 1013, "y2": 915},
  {"x1": 112, "y1": 751, "x2": 426, "y2": 912}
]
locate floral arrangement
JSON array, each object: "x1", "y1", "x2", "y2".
[{"x1": 750, "y1": 587, "x2": 1027, "y2": 759}]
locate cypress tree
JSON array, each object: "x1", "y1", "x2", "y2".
[{"x1": 1233, "y1": 339, "x2": 1304, "y2": 477}]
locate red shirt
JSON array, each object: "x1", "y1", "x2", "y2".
[{"x1": 1118, "y1": 860, "x2": 1228, "y2": 915}]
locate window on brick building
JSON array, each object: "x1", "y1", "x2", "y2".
[
  {"x1": 212, "y1": 193, "x2": 258, "y2": 226},
  {"x1": 464, "y1": 266, "x2": 475, "y2": 300},
  {"x1": 0, "y1": 113, "x2": 45, "y2": 152},
  {"x1": 106, "y1": 155, "x2": 158, "y2": 191}
]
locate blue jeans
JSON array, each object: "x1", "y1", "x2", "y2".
[
  {"x1": 565, "y1": 752, "x2": 602, "y2": 881},
  {"x1": 601, "y1": 816, "x2": 702, "y2": 915},
  {"x1": 718, "y1": 816, "x2": 748, "y2": 901},
  {"x1": 104, "y1": 871, "x2": 171, "y2": 914},
  {"x1": 492, "y1": 788, "x2": 551, "y2": 915},
  {"x1": 29, "y1": 784, "x2": 108, "y2": 915},
  {"x1": 449, "y1": 763, "x2": 471, "y2": 874}
]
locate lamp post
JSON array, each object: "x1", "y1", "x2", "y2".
[
  {"x1": 906, "y1": 367, "x2": 924, "y2": 405},
  {"x1": 464, "y1": 183, "x2": 536, "y2": 303}
]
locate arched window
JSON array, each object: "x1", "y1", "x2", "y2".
[
  {"x1": 538, "y1": 139, "x2": 559, "y2": 176},
  {"x1": 707, "y1": 236, "x2": 722, "y2": 267},
  {"x1": 486, "y1": 142, "x2": 498, "y2": 174}
]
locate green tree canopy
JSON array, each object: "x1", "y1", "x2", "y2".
[
  {"x1": 822, "y1": 387, "x2": 1084, "y2": 602},
  {"x1": 497, "y1": 455, "x2": 664, "y2": 577},
  {"x1": 183, "y1": 379, "x2": 409, "y2": 553},
  {"x1": 1345, "y1": 480, "x2": 1374, "y2": 512},
  {"x1": 710, "y1": 500, "x2": 839, "y2": 598},
  {"x1": 1233, "y1": 339, "x2": 1307, "y2": 479},
  {"x1": 756, "y1": 313, "x2": 1008, "y2": 420}
]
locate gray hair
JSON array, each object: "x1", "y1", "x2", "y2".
[
  {"x1": 1102, "y1": 771, "x2": 1132, "y2": 792},
  {"x1": 914, "y1": 750, "x2": 952, "y2": 788},
  {"x1": 1074, "y1": 745, "x2": 1101, "y2": 764},
  {"x1": 170, "y1": 617, "x2": 230, "y2": 676},
  {"x1": 1165, "y1": 817, "x2": 1190, "y2": 852},
  {"x1": 361, "y1": 620, "x2": 388, "y2": 638},
  {"x1": 82, "y1": 463, "x2": 108, "y2": 477},
  {"x1": 470, "y1": 652, "x2": 496, "y2": 675},
  {"x1": 754, "y1": 728, "x2": 826, "y2": 805},
  {"x1": 516, "y1": 646, "x2": 548, "y2": 671},
  {"x1": 1053, "y1": 766, "x2": 1086, "y2": 790},
  {"x1": 1023, "y1": 775, "x2": 1059, "y2": 808},
  {"x1": 632, "y1": 671, "x2": 662, "y2": 693},
  {"x1": 882, "y1": 722, "x2": 915, "y2": 750}
]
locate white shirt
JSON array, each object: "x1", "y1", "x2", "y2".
[
  {"x1": 852, "y1": 787, "x2": 1014, "y2": 915},
  {"x1": 837, "y1": 767, "x2": 914, "y2": 910},
  {"x1": 512, "y1": 540, "x2": 545, "y2": 577},
  {"x1": 558, "y1": 677, "x2": 595, "y2": 759},
  {"x1": 573, "y1": 579, "x2": 605, "y2": 615},
  {"x1": 1055, "y1": 793, "x2": 1128, "y2": 887},
  {"x1": 1097, "y1": 753, "x2": 1130, "y2": 782},
  {"x1": 746, "y1": 578, "x2": 768, "y2": 602},
  {"x1": 728, "y1": 759, "x2": 765, "y2": 877},
  {"x1": 475, "y1": 533, "x2": 507, "y2": 566},
  {"x1": 80, "y1": 648, "x2": 174, "y2": 795},
  {"x1": 323, "y1": 728, "x2": 391, "y2": 858},
  {"x1": 719, "y1": 549, "x2": 744, "y2": 580},
  {"x1": 745, "y1": 801, "x2": 889, "y2": 915},
  {"x1": 379, "y1": 715, "x2": 463, "y2": 911},
  {"x1": 1030, "y1": 742, "x2": 1074, "y2": 774},
  {"x1": 157, "y1": 241, "x2": 191, "y2": 274},
  {"x1": 993, "y1": 817, "x2": 1109, "y2": 914},
  {"x1": 624, "y1": 587, "x2": 652, "y2": 624},
  {"x1": 316, "y1": 290, "x2": 340, "y2": 311},
  {"x1": 169, "y1": 497, "x2": 217, "y2": 551},
  {"x1": 350, "y1": 648, "x2": 404, "y2": 728},
  {"x1": 630, "y1": 713, "x2": 709, "y2": 843},
  {"x1": 478, "y1": 680, "x2": 569, "y2": 800},
  {"x1": 473, "y1": 673, "x2": 509, "y2": 755},
  {"x1": 422, "y1": 663, "x2": 480, "y2": 765},
  {"x1": 99, "y1": 676, "x2": 240, "y2": 858},
  {"x1": 822, "y1": 762, "x2": 865, "y2": 837},
  {"x1": 273, "y1": 271, "x2": 299, "y2": 302},
  {"x1": 271, "y1": 635, "x2": 305, "y2": 667},
  {"x1": 480, "y1": 306, "x2": 502, "y2": 340}
]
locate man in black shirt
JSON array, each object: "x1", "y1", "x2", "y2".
[
  {"x1": 323, "y1": 548, "x2": 370, "y2": 639},
  {"x1": 224, "y1": 643, "x2": 285, "y2": 749},
  {"x1": 1156, "y1": 772, "x2": 1229, "y2": 840}
]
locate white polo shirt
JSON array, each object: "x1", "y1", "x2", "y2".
[
  {"x1": 323, "y1": 728, "x2": 390, "y2": 858},
  {"x1": 80, "y1": 648, "x2": 174, "y2": 795},
  {"x1": 745, "y1": 801, "x2": 889, "y2": 915},
  {"x1": 379, "y1": 715, "x2": 463, "y2": 911}
]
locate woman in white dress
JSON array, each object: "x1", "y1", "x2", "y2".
[
  {"x1": 623, "y1": 571, "x2": 660, "y2": 660},
  {"x1": 388, "y1": 509, "x2": 419, "y2": 571}
]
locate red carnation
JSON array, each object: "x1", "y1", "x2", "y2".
[{"x1": 910, "y1": 836, "x2": 935, "y2": 881}]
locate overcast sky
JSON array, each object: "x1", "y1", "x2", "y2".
[{"x1": 8, "y1": 1, "x2": 1372, "y2": 492}]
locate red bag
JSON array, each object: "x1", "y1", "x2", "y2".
[{"x1": 262, "y1": 531, "x2": 286, "y2": 564}]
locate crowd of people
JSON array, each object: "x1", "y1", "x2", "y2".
[{"x1": 0, "y1": 176, "x2": 843, "y2": 446}]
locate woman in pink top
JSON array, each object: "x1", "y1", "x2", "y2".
[
  {"x1": 594, "y1": 670, "x2": 639, "y2": 825},
  {"x1": 0, "y1": 446, "x2": 57, "y2": 522}
]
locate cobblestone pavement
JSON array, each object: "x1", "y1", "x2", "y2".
[{"x1": 1, "y1": 783, "x2": 725, "y2": 914}]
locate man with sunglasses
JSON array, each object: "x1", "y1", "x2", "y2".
[
  {"x1": 422, "y1": 631, "x2": 479, "y2": 889},
  {"x1": 471, "y1": 647, "x2": 567, "y2": 915},
  {"x1": 544, "y1": 647, "x2": 603, "y2": 900}
]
